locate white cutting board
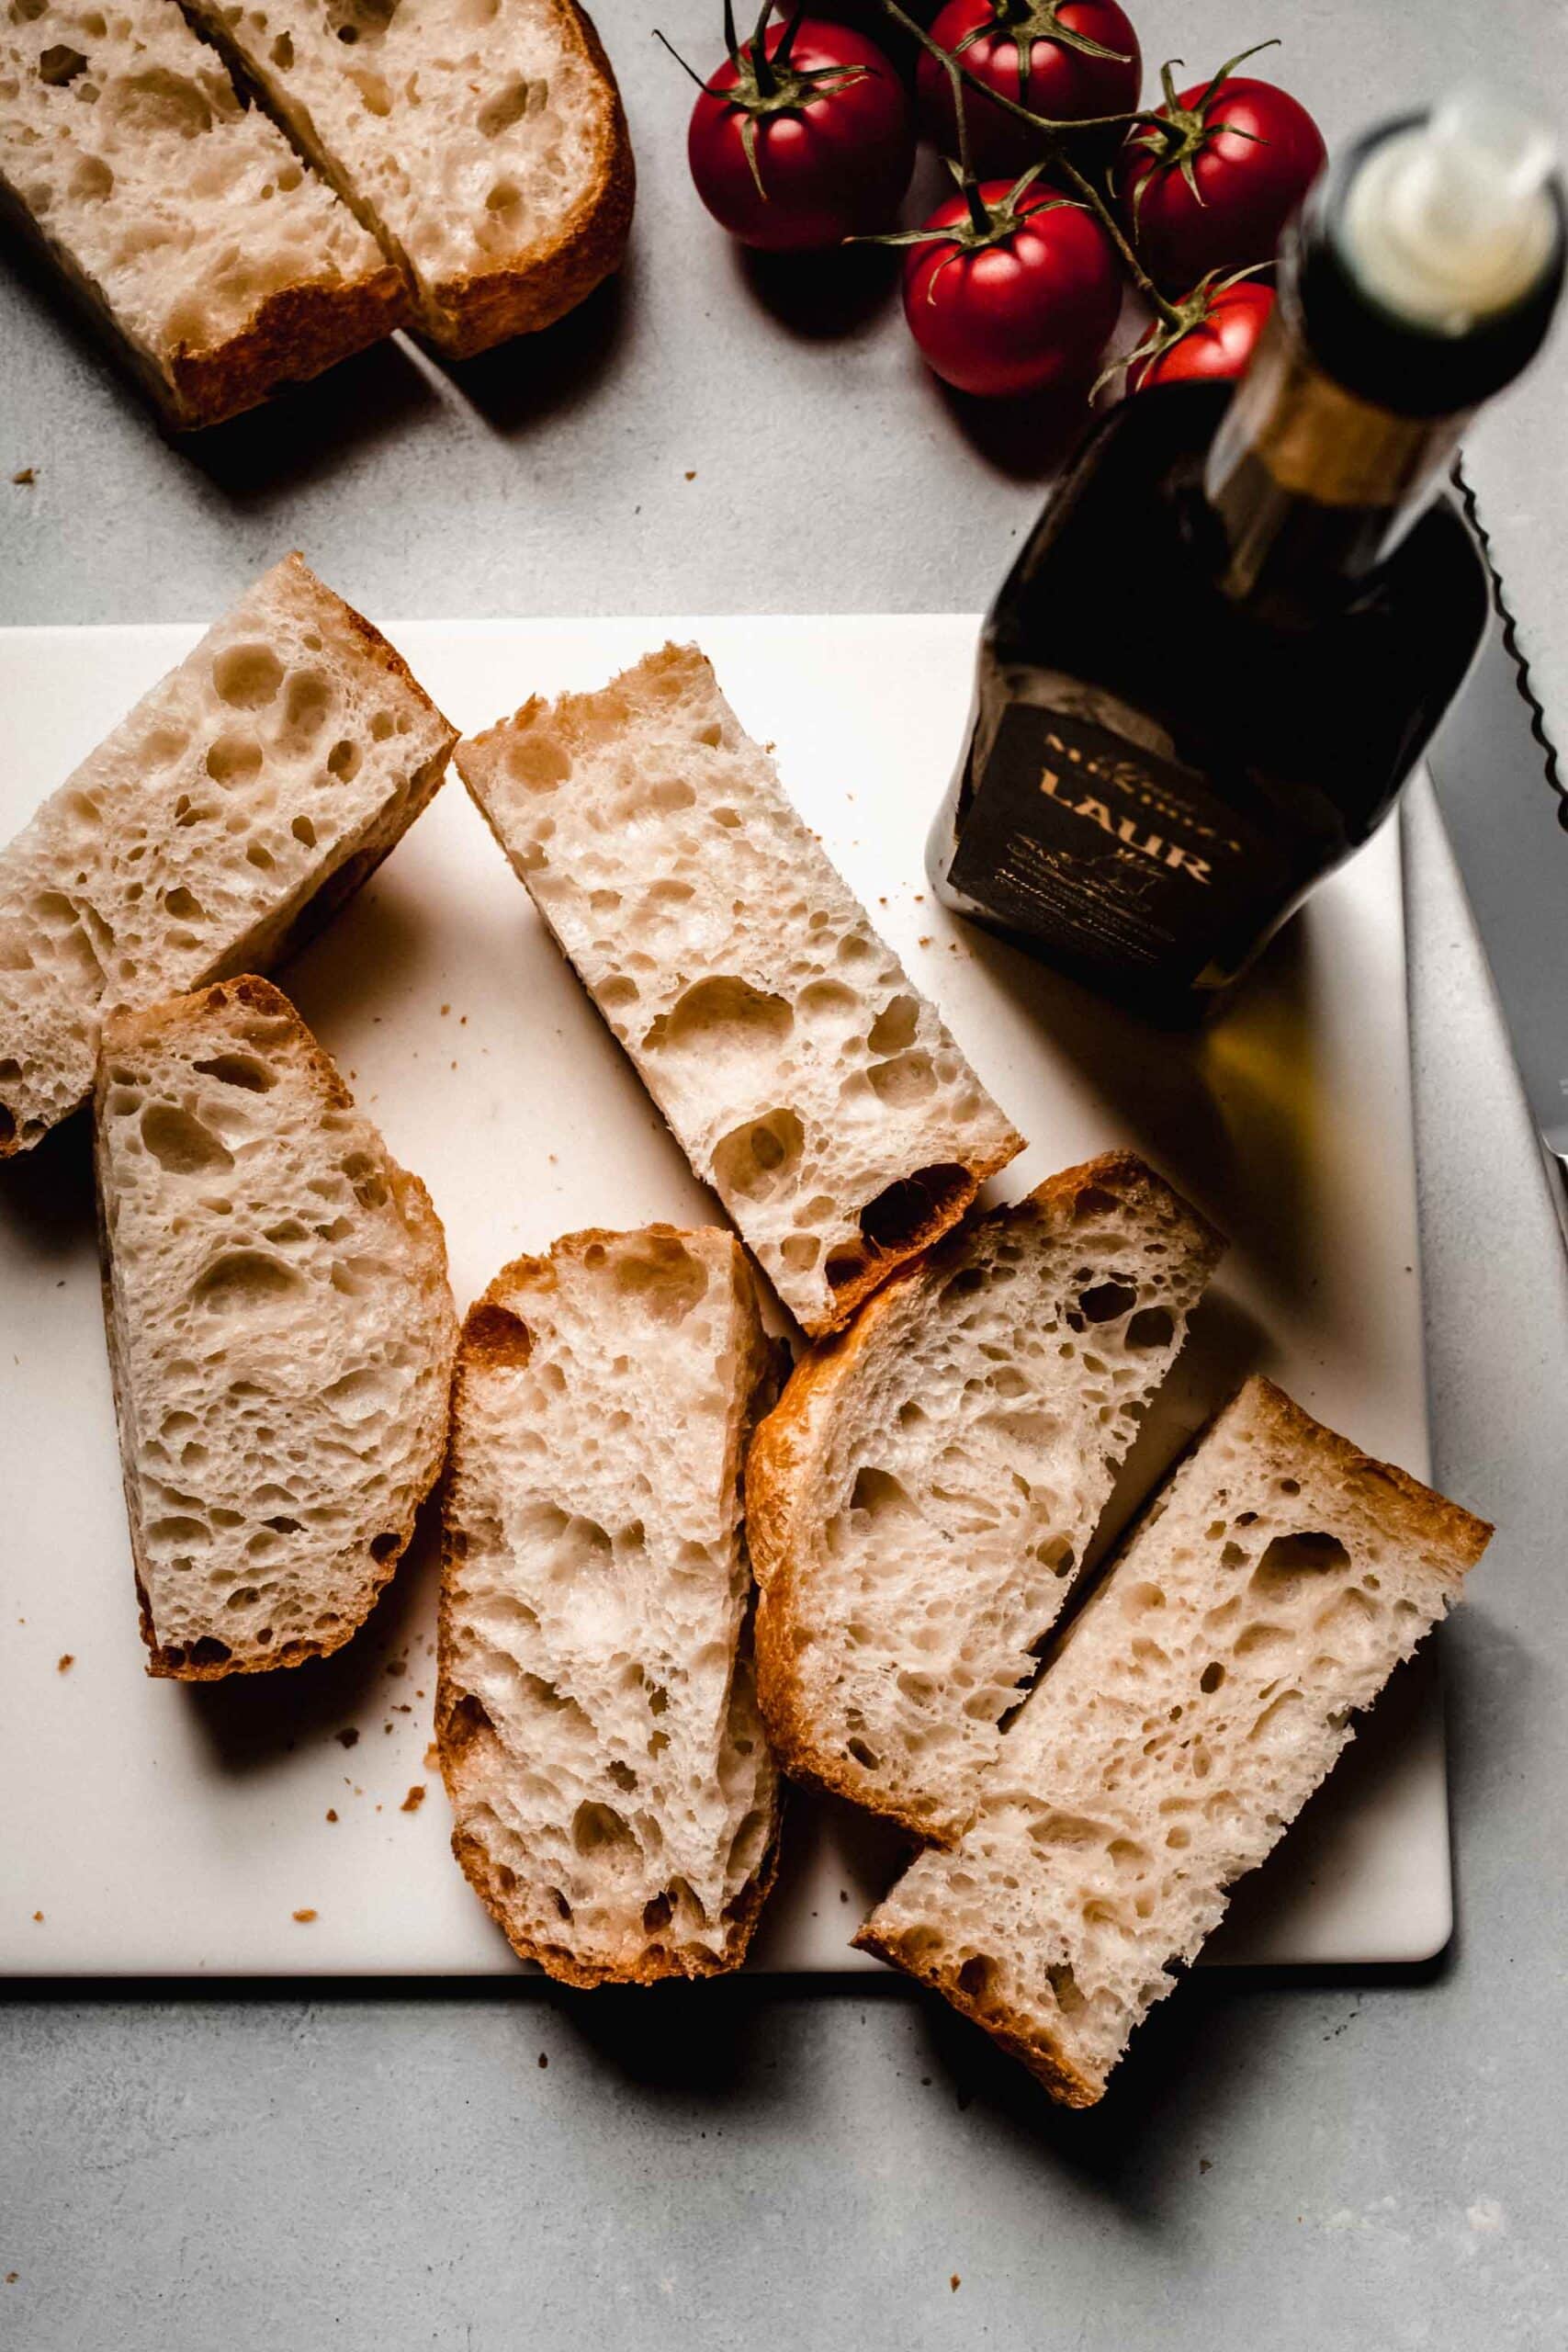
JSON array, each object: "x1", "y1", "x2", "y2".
[{"x1": 0, "y1": 615, "x2": 1450, "y2": 1977}]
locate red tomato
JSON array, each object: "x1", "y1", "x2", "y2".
[
  {"x1": 1130, "y1": 280, "x2": 1275, "y2": 389},
  {"x1": 917, "y1": 0, "x2": 1142, "y2": 178},
  {"x1": 902, "y1": 178, "x2": 1122, "y2": 397},
  {"x1": 1117, "y1": 64, "x2": 1325, "y2": 290},
  {"x1": 687, "y1": 17, "x2": 915, "y2": 251}
]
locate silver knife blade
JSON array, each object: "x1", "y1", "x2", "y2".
[{"x1": 1427, "y1": 471, "x2": 1568, "y2": 1245}]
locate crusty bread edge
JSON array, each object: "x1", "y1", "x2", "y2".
[
  {"x1": 0, "y1": 171, "x2": 407, "y2": 430},
  {"x1": 434, "y1": 1224, "x2": 784, "y2": 1986},
  {"x1": 747, "y1": 1151, "x2": 1226, "y2": 1842},
  {"x1": 1224, "y1": 1374, "x2": 1493, "y2": 1572},
  {"x1": 423, "y1": 0, "x2": 636, "y2": 356},
  {"x1": 851, "y1": 1914, "x2": 1104, "y2": 2108},
  {"x1": 178, "y1": 0, "x2": 633, "y2": 362},
  {"x1": 95, "y1": 975, "x2": 457, "y2": 1679}
]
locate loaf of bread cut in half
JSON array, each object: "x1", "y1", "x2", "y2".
[
  {"x1": 0, "y1": 0, "x2": 406, "y2": 426},
  {"x1": 855, "y1": 1376, "x2": 1492, "y2": 2106},
  {"x1": 436, "y1": 1226, "x2": 783, "y2": 1986},
  {"x1": 96, "y1": 976, "x2": 457, "y2": 1679},
  {"x1": 179, "y1": 0, "x2": 634, "y2": 356},
  {"x1": 748, "y1": 1152, "x2": 1224, "y2": 1843},
  {"x1": 456, "y1": 644, "x2": 1024, "y2": 1337},
  {"x1": 0, "y1": 553, "x2": 454, "y2": 1158}
]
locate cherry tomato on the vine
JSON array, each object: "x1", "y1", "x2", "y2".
[
  {"x1": 901, "y1": 175, "x2": 1122, "y2": 397},
  {"x1": 917, "y1": 0, "x2": 1143, "y2": 179},
  {"x1": 1129, "y1": 278, "x2": 1275, "y2": 390},
  {"x1": 685, "y1": 12, "x2": 915, "y2": 251},
  {"x1": 1116, "y1": 51, "x2": 1325, "y2": 291}
]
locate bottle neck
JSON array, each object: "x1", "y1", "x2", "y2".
[{"x1": 1201, "y1": 297, "x2": 1468, "y2": 622}]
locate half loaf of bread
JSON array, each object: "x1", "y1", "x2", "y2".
[
  {"x1": 855, "y1": 1377, "x2": 1491, "y2": 2105},
  {"x1": 436, "y1": 1225, "x2": 782, "y2": 1986},
  {"x1": 178, "y1": 0, "x2": 634, "y2": 356},
  {"x1": 749, "y1": 1152, "x2": 1224, "y2": 1842},
  {"x1": 0, "y1": 552, "x2": 454, "y2": 1158},
  {"x1": 455, "y1": 643, "x2": 1024, "y2": 1336},
  {"x1": 96, "y1": 976, "x2": 457, "y2": 1679},
  {"x1": 0, "y1": 0, "x2": 406, "y2": 425}
]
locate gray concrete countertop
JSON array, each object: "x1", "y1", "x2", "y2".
[{"x1": 4, "y1": 5, "x2": 1566, "y2": 2346}]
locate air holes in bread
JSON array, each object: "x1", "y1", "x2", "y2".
[
  {"x1": 1252, "y1": 1531, "x2": 1351, "y2": 1590},
  {"x1": 443, "y1": 1691, "x2": 494, "y2": 1756},
  {"x1": 712, "y1": 1107, "x2": 803, "y2": 1204},
  {"x1": 610, "y1": 1236, "x2": 708, "y2": 1325},
  {"x1": 193, "y1": 1052, "x2": 276, "y2": 1092},
  {"x1": 140, "y1": 1103, "x2": 233, "y2": 1175},
  {"x1": 867, "y1": 992, "x2": 919, "y2": 1054},
  {"x1": 194, "y1": 1250, "x2": 301, "y2": 1313},
  {"x1": 39, "y1": 42, "x2": 89, "y2": 85},
  {"x1": 466, "y1": 1301, "x2": 533, "y2": 1366},
  {"x1": 1076, "y1": 1279, "x2": 1139, "y2": 1325},
  {"x1": 643, "y1": 973, "x2": 793, "y2": 1061},
  {"x1": 212, "y1": 644, "x2": 284, "y2": 708},
  {"x1": 206, "y1": 733, "x2": 263, "y2": 788},
  {"x1": 477, "y1": 74, "x2": 529, "y2": 136},
  {"x1": 503, "y1": 730, "x2": 570, "y2": 791}
]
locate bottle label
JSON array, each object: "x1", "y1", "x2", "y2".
[{"x1": 947, "y1": 702, "x2": 1287, "y2": 984}]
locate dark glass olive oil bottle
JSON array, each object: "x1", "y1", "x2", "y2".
[{"x1": 929, "y1": 93, "x2": 1565, "y2": 1024}]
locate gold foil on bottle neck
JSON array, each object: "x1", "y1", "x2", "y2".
[{"x1": 1215, "y1": 304, "x2": 1467, "y2": 511}]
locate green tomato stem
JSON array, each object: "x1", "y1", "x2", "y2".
[{"x1": 875, "y1": 0, "x2": 1185, "y2": 333}]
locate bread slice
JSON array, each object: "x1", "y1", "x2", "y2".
[
  {"x1": 749, "y1": 1152, "x2": 1224, "y2": 1843},
  {"x1": 855, "y1": 1377, "x2": 1492, "y2": 2105},
  {"x1": 0, "y1": 552, "x2": 454, "y2": 1158},
  {"x1": 178, "y1": 0, "x2": 634, "y2": 357},
  {"x1": 456, "y1": 644, "x2": 1024, "y2": 1337},
  {"x1": 0, "y1": 0, "x2": 406, "y2": 427},
  {"x1": 96, "y1": 976, "x2": 457, "y2": 1679},
  {"x1": 436, "y1": 1225, "x2": 783, "y2": 1986}
]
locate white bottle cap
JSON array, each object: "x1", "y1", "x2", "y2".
[{"x1": 1340, "y1": 87, "x2": 1558, "y2": 334}]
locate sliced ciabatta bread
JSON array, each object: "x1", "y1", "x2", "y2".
[
  {"x1": 0, "y1": 553, "x2": 454, "y2": 1157},
  {"x1": 436, "y1": 1226, "x2": 782, "y2": 1986},
  {"x1": 96, "y1": 976, "x2": 457, "y2": 1679},
  {"x1": 0, "y1": 0, "x2": 405, "y2": 427},
  {"x1": 748, "y1": 1152, "x2": 1224, "y2": 1843},
  {"x1": 456, "y1": 644, "x2": 1023, "y2": 1337},
  {"x1": 855, "y1": 1376, "x2": 1491, "y2": 2106},
  {"x1": 178, "y1": 0, "x2": 634, "y2": 356}
]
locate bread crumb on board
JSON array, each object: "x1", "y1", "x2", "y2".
[
  {"x1": 32, "y1": 1910, "x2": 43, "y2": 1924},
  {"x1": 292, "y1": 1907, "x2": 317, "y2": 1924},
  {"x1": 335, "y1": 1727, "x2": 359, "y2": 1748},
  {"x1": 57, "y1": 1653, "x2": 73, "y2": 1672},
  {"x1": 538, "y1": 2052, "x2": 548, "y2": 2069},
  {"x1": 11, "y1": 468, "x2": 34, "y2": 486},
  {"x1": 950, "y1": 2276, "x2": 961, "y2": 2293},
  {"x1": 325, "y1": 1808, "x2": 339, "y2": 1824},
  {"x1": 400, "y1": 1784, "x2": 426, "y2": 1814}
]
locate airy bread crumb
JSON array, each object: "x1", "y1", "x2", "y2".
[
  {"x1": 456, "y1": 642, "x2": 1023, "y2": 1336},
  {"x1": 96, "y1": 976, "x2": 457, "y2": 1679},
  {"x1": 857, "y1": 1377, "x2": 1491, "y2": 2105},
  {"x1": 0, "y1": 552, "x2": 455, "y2": 1158},
  {"x1": 437, "y1": 1224, "x2": 782, "y2": 1985},
  {"x1": 750, "y1": 1152, "x2": 1224, "y2": 1841},
  {"x1": 0, "y1": 0, "x2": 405, "y2": 424}
]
